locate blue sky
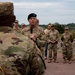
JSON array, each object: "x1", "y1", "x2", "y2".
[{"x1": 0, "y1": 0, "x2": 75, "y2": 25}]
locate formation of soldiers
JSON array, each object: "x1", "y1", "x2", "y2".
[{"x1": 0, "y1": 2, "x2": 74, "y2": 75}]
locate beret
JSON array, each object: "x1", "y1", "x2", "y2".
[{"x1": 27, "y1": 13, "x2": 37, "y2": 20}]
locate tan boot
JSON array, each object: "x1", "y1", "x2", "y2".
[
  {"x1": 44, "y1": 57, "x2": 47, "y2": 60},
  {"x1": 63, "y1": 59, "x2": 66, "y2": 64},
  {"x1": 54, "y1": 60, "x2": 59, "y2": 63},
  {"x1": 48, "y1": 60, "x2": 52, "y2": 63},
  {"x1": 68, "y1": 60, "x2": 71, "y2": 64}
]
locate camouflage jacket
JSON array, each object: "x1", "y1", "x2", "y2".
[
  {"x1": 21, "y1": 25, "x2": 46, "y2": 47},
  {"x1": 21, "y1": 25, "x2": 43, "y2": 37},
  {"x1": 47, "y1": 29, "x2": 59, "y2": 44},
  {"x1": 61, "y1": 32, "x2": 73, "y2": 46},
  {"x1": 0, "y1": 27, "x2": 45, "y2": 75}
]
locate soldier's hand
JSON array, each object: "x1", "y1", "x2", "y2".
[
  {"x1": 48, "y1": 40, "x2": 57, "y2": 44},
  {"x1": 30, "y1": 34, "x2": 36, "y2": 41}
]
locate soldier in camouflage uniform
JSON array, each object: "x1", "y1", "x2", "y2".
[
  {"x1": 21, "y1": 13, "x2": 45, "y2": 57},
  {"x1": 21, "y1": 13, "x2": 44, "y2": 37},
  {"x1": 13, "y1": 20, "x2": 21, "y2": 33},
  {"x1": 61, "y1": 27, "x2": 73, "y2": 64},
  {"x1": 47, "y1": 24, "x2": 59, "y2": 63},
  {"x1": 0, "y1": 2, "x2": 45, "y2": 75},
  {"x1": 44, "y1": 23, "x2": 51, "y2": 60}
]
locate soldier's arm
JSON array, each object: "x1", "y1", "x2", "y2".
[
  {"x1": 61, "y1": 34, "x2": 64, "y2": 42},
  {"x1": 56, "y1": 30, "x2": 60, "y2": 42},
  {"x1": 70, "y1": 33, "x2": 74, "y2": 43}
]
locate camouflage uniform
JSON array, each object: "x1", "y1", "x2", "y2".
[
  {"x1": 0, "y1": 2, "x2": 45, "y2": 75},
  {"x1": 61, "y1": 30, "x2": 73, "y2": 63},
  {"x1": 21, "y1": 25, "x2": 44, "y2": 38},
  {"x1": 48, "y1": 28, "x2": 59, "y2": 62},
  {"x1": 13, "y1": 20, "x2": 21, "y2": 33},
  {"x1": 0, "y1": 27, "x2": 45, "y2": 75},
  {"x1": 21, "y1": 25, "x2": 45, "y2": 57}
]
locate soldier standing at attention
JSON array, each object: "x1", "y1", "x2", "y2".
[
  {"x1": 48, "y1": 24, "x2": 59, "y2": 63},
  {"x1": 61, "y1": 27, "x2": 73, "y2": 64}
]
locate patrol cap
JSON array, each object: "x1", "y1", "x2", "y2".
[
  {"x1": 27, "y1": 13, "x2": 37, "y2": 20},
  {"x1": 64, "y1": 27, "x2": 69, "y2": 30},
  {"x1": 15, "y1": 20, "x2": 18, "y2": 23},
  {"x1": 21, "y1": 23, "x2": 25, "y2": 26}
]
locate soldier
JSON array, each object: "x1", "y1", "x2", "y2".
[
  {"x1": 0, "y1": 2, "x2": 45, "y2": 75},
  {"x1": 61, "y1": 27, "x2": 73, "y2": 64},
  {"x1": 21, "y1": 13, "x2": 45, "y2": 57},
  {"x1": 13, "y1": 20, "x2": 21, "y2": 33},
  {"x1": 21, "y1": 23, "x2": 26, "y2": 29},
  {"x1": 48, "y1": 24, "x2": 59, "y2": 63},
  {"x1": 21, "y1": 13, "x2": 44, "y2": 37},
  {"x1": 21, "y1": 23, "x2": 26, "y2": 34},
  {"x1": 44, "y1": 23, "x2": 52, "y2": 60}
]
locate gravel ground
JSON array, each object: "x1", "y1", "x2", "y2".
[{"x1": 44, "y1": 51, "x2": 75, "y2": 75}]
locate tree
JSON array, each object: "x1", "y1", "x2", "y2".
[{"x1": 54, "y1": 22, "x2": 64, "y2": 33}]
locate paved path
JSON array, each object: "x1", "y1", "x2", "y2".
[{"x1": 44, "y1": 51, "x2": 75, "y2": 75}]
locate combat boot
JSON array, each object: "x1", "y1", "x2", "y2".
[
  {"x1": 48, "y1": 59, "x2": 52, "y2": 63},
  {"x1": 54, "y1": 59, "x2": 59, "y2": 63},
  {"x1": 68, "y1": 60, "x2": 71, "y2": 64},
  {"x1": 44, "y1": 57, "x2": 47, "y2": 60},
  {"x1": 63, "y1": 59, "x2": 66, "y2": 64}
]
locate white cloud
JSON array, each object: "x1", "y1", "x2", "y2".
[
  {"x1": 0, "y1": 1, "x2": 75, "y2": 24},
  {"x1": 0, "y1": 0, "x2": 14, "y2": 2},
  {"x1": 14, "y1": 2, "x2": 62, "y2": 9},
  {"x1": 13, "y1": 1, "x2": 75, "y2": 24}
]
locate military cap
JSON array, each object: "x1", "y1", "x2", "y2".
[
  {"x1": 21, "y1": 23, "x2": 25, "y2": 26},
  {"x1": 65, "y1": 27, "x2": 69, "y2": 30},
  {"x1": 27, "y1": 13, "x2": 37, "y2": 20},
  {"x1": 15, "y1": 20, "x2": 18, "y2": 23}
]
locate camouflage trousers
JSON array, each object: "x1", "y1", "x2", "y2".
[
  {"x1": 48, "y1": 44, "x2": 57, "y2": 60},
  {"x1": 62, "y1": 45, "x2": 73, "y2": 61}
]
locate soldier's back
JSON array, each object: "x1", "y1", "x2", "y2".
[
  {"x1": 0, "y1": 2, "x2": 45, "y2": 75},
  {"x1": 0, "y1": 27, "x2": 45, "y2": 75}
]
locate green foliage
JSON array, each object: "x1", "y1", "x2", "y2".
[
  {"x1": 54, "y1": 22, "x2": 65, "y2": 33},
  {"x1": 66, "y1": 23, "x2": 75, "y2": 30},
  {"x1": 71, "y1": 30, "x2": 75, "y2": 39}
]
